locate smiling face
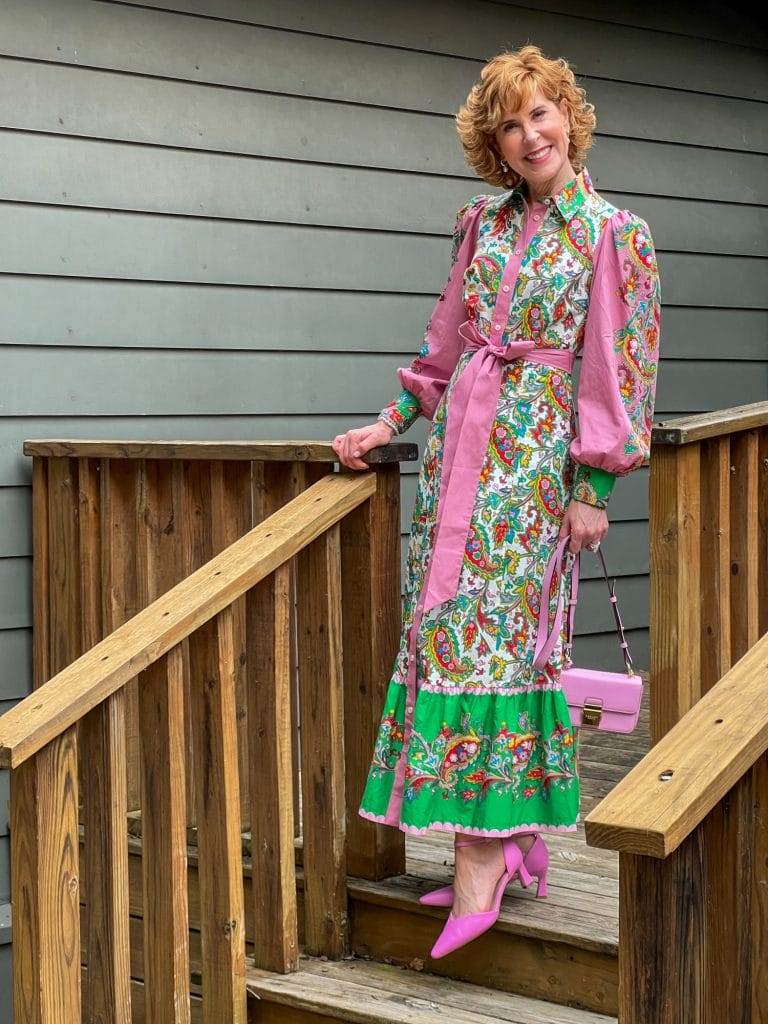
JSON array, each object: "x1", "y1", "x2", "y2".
[{"x1": 493, "y1": 88, "x2": 576, "y2": 198}]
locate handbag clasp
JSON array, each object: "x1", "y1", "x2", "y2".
[{"x1": 582, "y1": 698, "x2": 603, "y2": 727}]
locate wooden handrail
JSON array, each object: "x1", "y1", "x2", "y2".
[
  {"x1": 23, "y1": 438, "x2": 417, "y2": 463},
  {"x1": 584, "y1": 631, "x2": 768, "y2": 857},
  {"x1": 652, "y1": 399, "x2": 768, "y2": 445},
  {"x1": 0, "y1": 471, "x2": 375, "y2": 769}
]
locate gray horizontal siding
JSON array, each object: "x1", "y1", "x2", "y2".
[
  {"x1": 0, "y1": 347, "x2": 765, "y2": 416},
  {"x1": 1, "y1": 207, "x2": 765, "y2": 305},
  {"x1": 1, "y1": 53, "x2": 767, "y2": 164},
  {"x1": 88, "y1": 0, "x2": 768, "y2": 99},
  {"x1": 0, "y1": 630, "x2": 31, "y2": 700},
  {"x1": 1, "y1": 130, "x2": 767, "y2": 253},
  {"x1": 0, "y1": 281, "x2": 765, "y2": 357}
]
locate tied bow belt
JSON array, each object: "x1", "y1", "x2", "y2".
[{"x1": 421, "y1": 319, "x2": 576, "y2": 612}]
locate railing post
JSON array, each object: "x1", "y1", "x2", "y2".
[
  {"x1": 138, "y1": 646, "x2": 191, "y2": 1024},
  {"x1": 296, "y1": 523, "x2": 348, "y2": 958},
  {"x1": 619, "y1": 771, "x2": 756, "y2": 1023},
  {"x1": 188, "y1": 607, "x2": 247, "y2": 1021},
  {"x1": 11, "y1": 728, "x2": 81, "y2": 1023},
  {"x1": 340, "y1": 464, "x2": 406, "y2": 880},
  {"x1": 247, "y1": 562, "x2": 299, "y2": 972},
  {"x1": 649, "y1": 443, "x2": 701, "y2": 742}
]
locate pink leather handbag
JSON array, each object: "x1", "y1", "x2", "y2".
[{"x1": 532, "y1": 533, "x2": 644, "y2": 733}]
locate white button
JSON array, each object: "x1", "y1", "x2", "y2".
[
  {"x1": 406, "y1": 706, "x2": 413, "y2": 714},
  {"x1": 502, "y1": 285, "x2": 510, "y2": 293},
  {"x1": 514, "y1": 249, "x2": 521, "y2": 256},
  {"x1": 493, "y1": 324, "x2": 502, "y2": 331},
  {"x1": 533, "y1": 214, "x2": 540, "y2": 221}
]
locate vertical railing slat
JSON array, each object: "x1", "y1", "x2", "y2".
[
  {"x1": 11, "y1": 728, "x2": 82, "y2": 1023},
  {"x1": 247, "y1": 562, "x2": 298, "y2": 972},
  {"x1": 79, "y1": 458, "x2": 131, "y2": 1023},
  {"x1": 296, "y1": 523, "x2": 348, "y2": 959},
  {"x1": 339, "y1": 465, "x2": 406, "y2": 879},
  {"x1": 699, "y1": 438, "x2": 732, "y2": 693},
  {"x1": 649, "y1": 443, "x2": 701, "y2": 743},
  {"x1": 31, "y1": 455, "x2": 50, "y2": 690},
  {"x1": 188, "y1": 607, "x2": 247, "y2": 1022},
  {"x1": 101, "y1": 459, "x2": 141, "y2": 812},
  {"x1": 138, "y1": 646, "x2": 191, "y2": 1024},
  {"x1": 729, "y1": 429, "x2": 760, "y2": 660},
  {"x1": 209, "y1": 461, "x2": 252, "y2": 831}
]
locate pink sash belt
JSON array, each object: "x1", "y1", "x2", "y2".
[{"x1": 421, "y1": 319, "x2": 577, "y2": 612}]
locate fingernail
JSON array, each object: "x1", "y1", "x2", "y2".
[{"x1": 353, "y1": 450, "x2": 360, "y2": 456}]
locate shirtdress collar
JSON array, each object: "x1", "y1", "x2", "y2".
[{"x1": 513, "y1": 166, "x2": 595, "y2": 222}]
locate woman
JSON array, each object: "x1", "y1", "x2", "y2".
[{"x1": 332, "y1": 45, "x2": 660, "y2": 959}]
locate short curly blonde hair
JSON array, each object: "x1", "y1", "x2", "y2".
[{"x1": 456, "y1": 45, "x2": 596, "y2": 189}]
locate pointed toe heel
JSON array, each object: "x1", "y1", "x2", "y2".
[{"x1": 429, "y1": 838, "x2": 525, "y2": 959}]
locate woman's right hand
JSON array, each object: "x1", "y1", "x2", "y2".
[{"x1": 332, "y1": 420, "x2": 395, "y2": 471}]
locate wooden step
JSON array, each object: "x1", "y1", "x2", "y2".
[
  {"x1": 247, "y1": 956, "x2": 618, "y2": 1024},
  {"x1": 342, "y1": 823, "x2": 619, "y2": 1015}
]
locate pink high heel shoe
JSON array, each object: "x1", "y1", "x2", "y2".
[
  {"x1": 429, "y1": 835, "x2": 525, "y2": 960},
  {"x1": 419, "y1": 833, "x2": 548, "y2": 906}
]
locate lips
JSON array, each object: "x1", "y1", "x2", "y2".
[{"x1": 525, "y1": 145, "x2": 552, "y2": 164}]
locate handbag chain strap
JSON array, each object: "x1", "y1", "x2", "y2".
[{"x1": 534, "y1": 533, "x2": 636, "y2": 676}]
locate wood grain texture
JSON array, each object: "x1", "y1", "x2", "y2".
[
  {"x1": 209, "y1": 461, "x2": 252, "y2": 829},
  {"x1": 246, "y1": 562, "x2": 299, "y2": 972},
  {"x1": 339, "y1": 465, "x2": 405, "y2": 880},
  {"x1": 699, "y1": 438, "x2": 731, "y2": 693},
  {"x1": 729, "y1": 429, "x2": 760, "y2": 661},
  {"x1": 652, "y1": 401, "x2": 768, "y2": 446},
  {"x1": 649, "y1": 443, "x2": 701, "y2": 743},
  {"x1": 759, "y1": 427, "x2": 768, "y2": 639},
  {"x1": 24, "y1": 440, "x2": 417, "y2": 465},
  {"x1": 619, "y1": 839, "x2": 705, "y2": 1022},
  {"x1": 79, "y1": 458, "x2": 131, "y2": 1024},
  {"x1": 584, "y1": 632, "x2": 768, "y2": 856},
  {"x1": 100, "y1": 459, "x2": 141, "y2": 811},
  {"x1": 31, "y1": 455, "x2": 50, "y2": 690},
  {"x1": 296, "y1": 525, "x2": 348, "y2": 959},
  {"x1": 11, "y1": 727, "x2": 81, "y2": 1023},
  {"x1": 752, "y1": 752, "x2": 768, "y2": 1023},
  {"x1": 188, "y1": 607, "x2": 247, "y2": 1022},
  {"x1": 138, "y1": 645, "x2": 191, "y2": 1024},
  {"x1": 256, "y1": 460, "x2": 333, "y2": 843},
  {"x1": 46, "y1": 457, "x2": 82, "y2": 676},
  {"x1": 0, "y1": 472, "x2": 376, "y2": 769}
]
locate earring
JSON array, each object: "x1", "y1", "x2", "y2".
[{"x1": 501, "y1": 160, "x2": 509, "y2": 171}]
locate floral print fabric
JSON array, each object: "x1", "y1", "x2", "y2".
[{"x1": 361, "y1": 168, "x2": 660, "y2": 836}]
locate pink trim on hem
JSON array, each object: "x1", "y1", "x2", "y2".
[{"x1": 358, "y1": 806, "x2": 580, "y2": 837}]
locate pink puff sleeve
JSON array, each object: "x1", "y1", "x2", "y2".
[
  {"x1": 377, "y1": 195, "x2": 490, "y2": 435},
  {"x1": 570, "y1": 208, "x2": 662, "y2": 508}
]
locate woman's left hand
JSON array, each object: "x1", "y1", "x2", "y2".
[{"x1": 558, "y1": 500, "x2": 609, "y2": 554}]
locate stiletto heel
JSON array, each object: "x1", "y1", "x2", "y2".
[
  {"x1": 520, "y1": 834, "x2": 550, "y2": 899},
  {"x1": 536, "y1": 870, "x2": 548, "y2": 899},
  {"x1": 429, "y1": 836, "x2": 524, "y2": 959}
]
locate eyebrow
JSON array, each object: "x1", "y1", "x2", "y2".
[{"x1": 500, "y1": 106, "x2": 546, "y2": 126}]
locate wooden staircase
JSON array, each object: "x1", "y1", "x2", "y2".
[{"x1": 0, "y1": 409, "x2": 766, "y2": 1024}]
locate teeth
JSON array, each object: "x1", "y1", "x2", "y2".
[{"x1": 526, "y1": 146, "x2": 551, "y2": 161}]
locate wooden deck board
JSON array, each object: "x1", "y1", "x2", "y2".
[{"x1": 248, "y1": 955, "x2": 618, "y2": 1023}]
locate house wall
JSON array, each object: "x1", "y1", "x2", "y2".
[{"x1": 0, "y1": 0, "x2": 766, "y2": 1008}]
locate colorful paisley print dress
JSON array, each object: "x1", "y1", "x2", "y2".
[{"x1": 358, "y1": 167, "x2": 661, "y2": 837}]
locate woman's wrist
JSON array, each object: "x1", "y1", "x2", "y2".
[{"x1": 572, "y1": 464, "x2": 616, "y2": 509}]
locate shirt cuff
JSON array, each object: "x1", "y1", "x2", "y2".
[
  {"x1": 378, "y1": 389, "x2": 421, "y2": 435},
  {"x1": 572, "y1": 464, "x2": 616, "y2": 510}
]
